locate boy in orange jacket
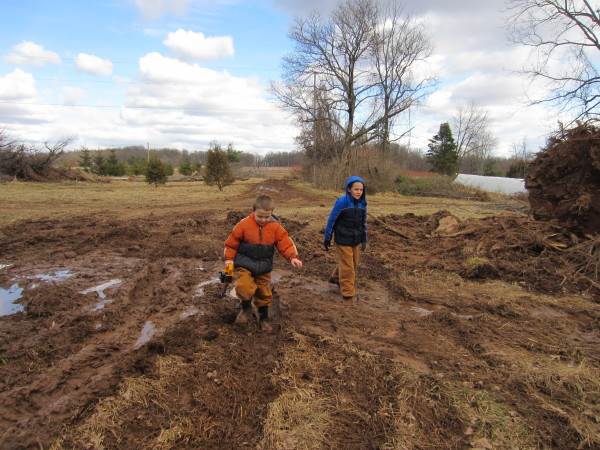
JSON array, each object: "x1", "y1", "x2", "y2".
[{"x1": 224, "y1": 195, "x2": 303, "y2": 331}]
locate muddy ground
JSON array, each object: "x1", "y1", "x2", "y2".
[{"x1": 1, "y1": 179, "x2": 599, "y2": 449}]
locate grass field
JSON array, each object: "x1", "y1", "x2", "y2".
[{"x1": 0, "y1": 176, "x2": 529, "y2": 230}]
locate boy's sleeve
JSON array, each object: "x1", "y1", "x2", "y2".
[
  {"x1": 362, "y1": 205, "x2": 368, "y2": 243},
  {"x1": 224, "y1": 222, "x2": 244, "y2": 260},
  {"x1": 324, "y1": 198, "x2": 342, "y2": 244},
  {"x1": 275, "y1": 225, "x2": 298, "y2": 261}
]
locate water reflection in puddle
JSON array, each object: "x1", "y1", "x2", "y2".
[
  {"x1": 409, "y1": 306, "x2": 435, "y2": 316},
  {"x1": 134, "y1": 321, "x2": 157, "y2": 349},
  {"x1": 80, "y1": 279, "x2": 122, "y2": 299},
  {"x1": 85, "y1": 299, "x2": 113, "y2": 312},
  {"x1": 259, "y1": 185, "x2": 279, "y2": 192},
  {"x1": 34, "y1": 270, "x2": 75, "y2": 282},
  {"x1": 180, "y1": 308, "x2": 200, "y2": 318},
  {"x1": 0, "y1": 284, "x2": 24, "y2": 316}
]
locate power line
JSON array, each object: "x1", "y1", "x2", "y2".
[
  {"x1": 0, "y1": 53, "x2": 280, "y2": 71},
  {"x1": 0, "y1": 100, "x2": 275, "y2": 111},
  {"x1": 1, "y1": 74, "x2": 274, "y2": 87}
]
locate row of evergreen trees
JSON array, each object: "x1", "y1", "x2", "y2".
[
  {"x1": 76, "y1": 142, "x2": 238, "y2": 189},
  {"x1": 77, "y1": 148, "x2": 182, "y2": 177}
]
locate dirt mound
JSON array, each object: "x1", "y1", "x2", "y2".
[{"x1": 526, "y1": 123, "x2": 600, "y2": 235}]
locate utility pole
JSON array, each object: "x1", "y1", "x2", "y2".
[{"x1": 147, "y1": 142, "x2": 150, "y2": 162}]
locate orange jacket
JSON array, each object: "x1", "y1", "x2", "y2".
[{"x1": 224, "y1": 213, "x2": 298, "y2": 275}]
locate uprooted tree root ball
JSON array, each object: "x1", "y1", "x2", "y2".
[{"x1": 526, "y1": 122, "x2": 600, "y2": 236}]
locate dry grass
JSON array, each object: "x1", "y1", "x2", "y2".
[
  {"x1": 0, "y1": 178, "x2": 525, "y2": 234},
  {"x1": 445, "y1": 383, "x2": 533, "y2": 448},
  {"x1": 261, "y1": 388, "x2": 333, "y2": 449},
  {"x1": 0, "y1": 179, "x2": 259, "y2": 228},
  {"x1": 50, "y1": 355, "x2": 202, "y2": 449},
  {"x1": 482, "y1": 344, "x2": 600, "y2": 448},
  {"x1": 291, "y1": 180, "x2": 525, "y2": 220}
]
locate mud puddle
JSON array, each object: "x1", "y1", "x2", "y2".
[{"x1": 0, "y1": 283, "x2": 24, "y2": 316}]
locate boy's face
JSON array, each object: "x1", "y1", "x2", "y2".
[
  {"x1": 348, "y1": 182, "x2": 364, "y2": 200},
  {"x1": 253, "y1": 208, "x2": 272, "y2": 227}
]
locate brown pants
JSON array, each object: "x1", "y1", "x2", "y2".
[
  {"x1": 235, "y1": 267, "x2": 273, "y2": 308},
  {"x1": 331, "y1": 244, "x2": 360, "y2": 297}
]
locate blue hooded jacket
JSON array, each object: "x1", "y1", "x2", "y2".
[{"x1": 324, "y1": 176, "x2": 367, "y2": 247}]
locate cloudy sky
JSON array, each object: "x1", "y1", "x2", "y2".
[{"x1": 0, "y1": 0, "x2": 566, "y2": 156}]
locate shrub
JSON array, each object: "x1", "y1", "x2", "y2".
[{"x1": 145, "y1": 157, "x2": 168, "y2": 187}]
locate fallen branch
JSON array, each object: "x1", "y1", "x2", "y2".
[
  {"x1": 444, "y1": 228, "x2": 478, "y2": 238},
  {"x1": 367, "y1": 213, "x2": 410, "y2": 239}
]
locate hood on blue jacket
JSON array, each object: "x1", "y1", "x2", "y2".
[{"x1": 345, "y1": 176, "x2": 366, "y2": 203}]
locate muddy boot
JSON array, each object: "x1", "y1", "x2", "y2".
[
  {"x1": 328, "y1": 276, "x2": 339, "y2": 286},
  {"x1": 258, "y1": 306, "x2": 273, "y2": 332},
  {"x1": 235, "y1": 300, "x2": 253, "y2": 324}
]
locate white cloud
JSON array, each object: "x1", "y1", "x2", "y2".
[
  {"x1": 3, "y1": 41, "x2": 61, "y2": 67},
  {"x1": 132, "y1": 0, "x2": 189, "y2": 20},
  {"x1": 60, "y1": 87, "x2": 86, "y2": 105},
  {"x1": 116, "y1": 52, "x2": 295, "y2": 152},
  {"x1": 0, "y1": 69, "x2": 55, "y2": 125},
  {"x1": 76, "y1": 53, "x2": 114, "y2": 76},
  {"x1": 272, "y1": 0, "x2": 338, "y2": 15},
  {"x1": 0, "y1": 69, "x2": 38, "y2": 100},
  {"x1": 164, "y1": 29, "x2": 234, "y2": 61},
  {"x1": 113, "y1": 75, "x2": 131, "y2": 83}
]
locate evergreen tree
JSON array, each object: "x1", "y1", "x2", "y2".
[
  {"x1": 163, "y1": 161, "x2": 174, "y2": 176},
  {"x1": 145, "y1": 157, "x2": 168, "y2": 187},
  {"x1": 178, "y1": 156, "x2": 193, "y2": 176},
  {"x1": 226, "y1": 143, "x2": 242, "y2": 163},
  {"x1": 127, "y1": 156, "x2": 147, "y2": 175},
  {"x1": 506, "y1": 160, "x2": 529, "y2": 178},
  {"x1": 427, "y1": 123, "x2": 459, "y2": 177},
  {"x1": 92, "y1": 150, "x2": 105, "y2": 175},
  {"x1": 204, "y1": 142, "x2": 235, "y2": 191},
  {"x1": 105, "y1": 149, "x2": 126, "y2": 176},
  {"x1": 190, "y1": 161, "x2": 202, "y2": 173},
  {"x1": 482, "y1": 158, "x2": 502, "y2": 177},
  {"x1": 78, "y1": 147, "x2": 93, "y2": 172}
]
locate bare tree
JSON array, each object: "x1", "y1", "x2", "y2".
[
  {"x1": 505, "y1": 0, "x2": 600, "y2": 120},
  {"x1": 271, "y1": 0, "x2": 435, "y2": 171},
  {"x1": 469, "y1": 130, "x2": 500, "y2": 175},
  {"x1": 369, "y1": 2, "x2": 435, "y2": 155},
  {"x1": 452, "y1": 101, "x2": 491, "y2": 162}
]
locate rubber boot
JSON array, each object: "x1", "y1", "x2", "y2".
[
  {"x1": 258, "y1": 306, "x2": 273, "y2": 332},
  {"x1": 235, "y1": 300, "x2": 253, "y2": 324}
]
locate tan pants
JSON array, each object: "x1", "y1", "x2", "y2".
[
  {"x1": 331, "y1": 244, "x2": 360, "y2": 297},
  {"x1": 235, "y1": 267, "x2": 273, "y2": 308}
]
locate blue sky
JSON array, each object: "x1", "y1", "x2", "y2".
[{"x1": 0, "y1": 0, "x2": 567, "y2": 156}]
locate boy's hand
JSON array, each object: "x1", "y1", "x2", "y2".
[{"x1": 290, "y1": 258, "x2": 303, "y2": 269}]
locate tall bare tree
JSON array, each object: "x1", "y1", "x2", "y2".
[
  {"x1": 271, "y1": 0, "x2": 436, "y2": 170},
  {"x1": 369, "y1": 2, "x2": 434, "y2": 155},
  {"x1": 452, "y1": 100, "x2": 498, "y2": 171},
  {"x1": 505, "y1": 0, "x2": 600, "y2": 120}
]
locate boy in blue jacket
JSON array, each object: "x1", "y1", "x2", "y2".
[{"x1": 324, "y1": 176, "x2": 367, "y2": 300}]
